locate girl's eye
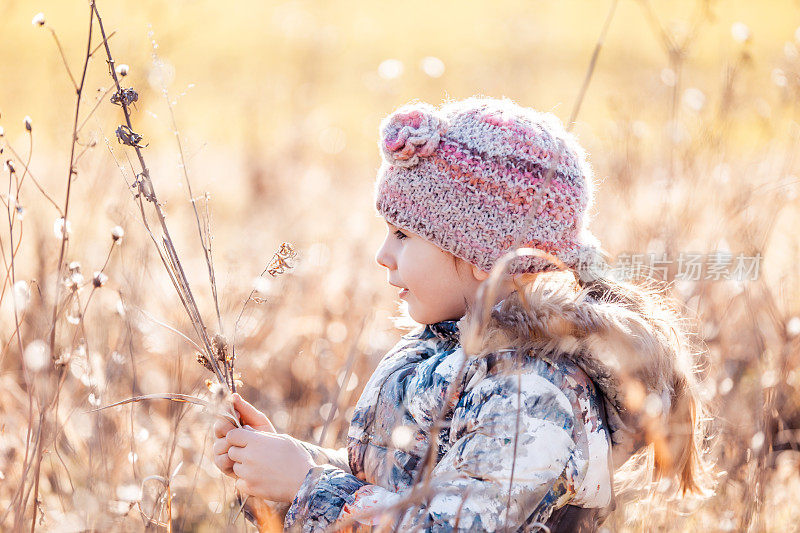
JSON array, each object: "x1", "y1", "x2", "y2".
[{"x1": 393, "y1": 229, "x2": 407, "y2": 241}]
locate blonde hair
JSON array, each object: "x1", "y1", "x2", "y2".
[{"x1": 573, "y1": 274, "x2": 713, "y2": 497}]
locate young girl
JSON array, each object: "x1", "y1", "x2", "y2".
[{"x1": 212, "y1": 97, "x2": 707, "y2": 531}]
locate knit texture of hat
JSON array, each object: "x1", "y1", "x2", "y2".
[{"x1": 374, "y1": 96, "x2": 605, "y2": 277}]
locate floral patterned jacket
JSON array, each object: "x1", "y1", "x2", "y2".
[{"x1": 283, "y1": 281, "x2": 659, "y2": 532}]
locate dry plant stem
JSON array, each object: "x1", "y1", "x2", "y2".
[
  {"x1": 91, "y1": 393, "x2": 235, "y2": 421},
  {"x1": 177, "y1": 428, "x2": 212, "y2": 531},
  {"x1": 47, "y1": 27, "x2": 78, "y2": 91},
  {"x1": 80, "y1": 240, "x2": 116, "y2": 316},
  {"x1": 233, "y1": 264, "x2": 272, "y2": 355},
  {"x1": 503, "y1": 370, "x2": 524, "y2": 533},
  {"x1": 156, "y1": 376, "x2": 190, "y2": 531},
  {"x1": 118, "y1": 299, "x2": 144, "y2": 485},
  {"x1": 1, "y1": 144, "x2": 63, "y2": 216},
  {"x1": 75, "y1": 86, "x2": 114, "y2": 134},
  {"x1": 740, "y1": 282, "x2": 774, "y2": 531},
  {"x1": 91, "y1": 4, "x2": 229, "y2": 389},
  {"x1": 231, "y1": 244, "x2": 291, "y2": 361},
  {"x1": 0, "y1": 224, "x2": 26, "y2": 325},
  {"x1": 5, "y1": 156, "x2": 35, "y2": 532},
  {"x1": 508, "y1": 0, "x2": 616, "y2": 255},
  {"x1": 636, "y1": 0, "x2": 712, "y2": 274},
  {"x1": 164, "y1": 95, "x2": 224, "y2": 339},
  {"x1": 566, "y1": 0, "x2": 617, "y2": 130},
  {"x1": 15, "y1": 6, "x2": 98, "y2": 531},
  {"x1": 88, "y1": 30, "x2": 116, "y2": 58},
  {"x1": 0, "y1": 134, "x2": 32, "y2": 311},
  {"x1": 4, "y1": 134, "x2": 30, "y2": 355},
  {"x1": 0, "y1": 223, "x2": 25, "y2": 316},
  {"x1": 138, "y1": 308, "x2": 206, "y2": 353},
  {"x1": 317, "y1": 319, "x2": 366, "y2": 446},
  {"x1": 66, "y1": 240, "x2": 118, "y2": 350}
]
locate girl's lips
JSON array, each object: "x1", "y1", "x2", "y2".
[{"x1": 399, "y1": 288, "x2": 409, "y2": 299}]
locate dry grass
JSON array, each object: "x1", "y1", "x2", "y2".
[{"x1": 1, "y1": 0, "x2": 799, "y2": 531}]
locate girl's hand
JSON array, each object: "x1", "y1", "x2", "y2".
[
  {"x1": 212, "y1": 393, "x2": 275, "y2": 477},
  {"x1": 226, "y1": 428, "x2": 316, "y2": 503}
]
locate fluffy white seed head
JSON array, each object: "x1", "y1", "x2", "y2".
[
  {"x1": 111, "y1": 225, "x2": 125, "y2": 242},
  {"x1": 53, "y1": 217, "x2": 71, "y2": 239},
  {"x1": 13, "y1": 280, "x2": 31, "y2": 311},
  {"x1": 92, "y1": 271, "x2": 108, "y2": 288},
  {"x1": 23, "y1": 340, "x2": 49, "y2": 372},
  {"x1": 731, "y1": 22, "x2": 751, "y2": 43}
]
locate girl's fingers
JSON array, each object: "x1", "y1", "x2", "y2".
[
  {"x1": 214, "y1": 452, "x2": 234, "y2": 474},
  {"x1": 212, "y1": 438, "x2": 230, "y2": 456},
  {"x1": 227, "y1": 445, "x2": 245, "y2": 463},
  {"x1": 214, "y1": 418, "x2": 235, "y2": 438},
  {"x1": 226, "y1": 427, "x2": 252, "y2": 447},
  {"x1": 232, "y1": 461, "x2": 247, "y2": 480},
  {"x1": 233, "y1": 394, "x2": 276, "y2": 432}
]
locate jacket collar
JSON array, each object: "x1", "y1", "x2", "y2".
[{"x1": 427, "y1": 319, "x2": 460, "y2": 341}]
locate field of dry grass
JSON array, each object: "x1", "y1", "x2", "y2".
[{"x1": 1, "y1": 0, "x2": 799, "y2": 531}]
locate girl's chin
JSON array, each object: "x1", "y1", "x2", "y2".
[
  {"x1": 402, "y1": 299, "x2": 425, "y2": 324},
  {"x1": 402, "y1": 298, "x2": 460, "y2": 325},
  {"x1": 406, "y1": 304, "x2": 441, "y2": 325}
]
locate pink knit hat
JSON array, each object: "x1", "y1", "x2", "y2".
[{"x1": 374, "y1": 96, "x2": 605, "y2": 277}]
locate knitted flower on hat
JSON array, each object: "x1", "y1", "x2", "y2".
[
  {"x1": 381, "y1": 104, "x2": 447, "y2": 168},
  {"x1": 375, "y1": 96, "x2": 605, "y2": 277}
]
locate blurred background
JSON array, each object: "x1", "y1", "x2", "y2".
[{"x1": 1, "y1": 0, "x2": 799, "y2": 530}]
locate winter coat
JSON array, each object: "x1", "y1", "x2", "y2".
[{"x1": 284, "y1": 280, "x2": 663, "y2": 532}]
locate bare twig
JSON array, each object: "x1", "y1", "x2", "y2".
[
  {"x1": 163, "y1": 91, "x2": 224, "y2": 338},
  {"x1": 46, "y1": 27, "x2": 78, "y2": 91},
  {"x1": 317, "y1": 318, "x2": 366, "y2": 446},
  {"x1": 76, "y1": 85, "x2": 115, "y2": 134},
  {"x1": 2, "y1": 143, "x2": 67, "y2": 217}
]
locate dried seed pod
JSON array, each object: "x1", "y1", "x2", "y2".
[
  {"x1": 196, "y1": 352, "x2": 214, "y2": 372},
  {"x1": 115, "y1": 125, "x2": 145, "y2": 148},
  {"x1": 110, "y1": 87, "x2": 139, "y2": 107},
  {"x1": 212, "y1": 334, "x2": 230, "y2": 363},
  {"x1": 267, "y1": 242, "x2": 297, "y2": 276},
  {"x1": 53, "y1": 350, "x2": 71, "y2": 367}
]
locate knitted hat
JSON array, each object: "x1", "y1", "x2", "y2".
[{"x1": 374, "y1": 96, "x2": 605, "y2": 277}]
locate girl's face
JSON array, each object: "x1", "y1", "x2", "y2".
[{"x1": 375, "y1": 221, "x2": 485, "y2": 324}]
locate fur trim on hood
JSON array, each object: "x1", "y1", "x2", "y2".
[{"x1": 459, "y1": 272, "x2": 703, "y2": 493}]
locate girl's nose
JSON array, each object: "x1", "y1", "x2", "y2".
[{"x1": 375, "y1": 237, "x2": 395, "y2": 269}]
